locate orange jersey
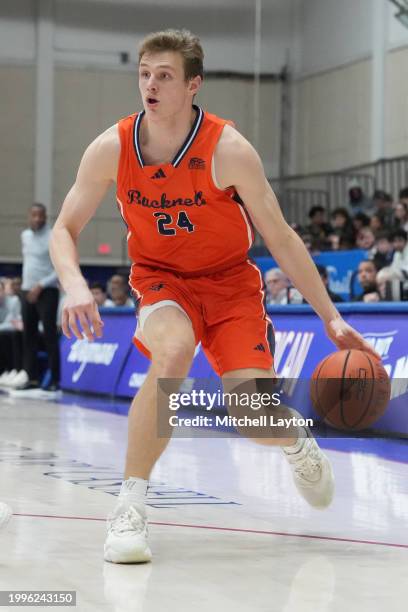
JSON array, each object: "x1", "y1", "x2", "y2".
[{"x1": 116, "y1": 105, "x2": 254, "y2": 277}]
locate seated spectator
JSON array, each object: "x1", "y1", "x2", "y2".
[
  {"x1": 90, "y1": 282, "x2": 114, "y2": 307},
  {"x1": 315, "y1": 265, "x2": 343, "y2": 303},
  {"x1": 10, "y1": 277, "x2": 22, "y2": 297},
  {"x1": 372, "y1": 189, "x2": 394, "y2": 228},
  {"x1": 389, "y1": 229, "x2": 408, "y2": 280},
  {"x1": 352, "y1": 212, "x2": 370, "y2": 233},
  {"x1": 307, "y1": 206, "x2": 332, "y2": 242},
  {"x1": 264, "y1": 268, "x2": 290, "y2": 305},
  {"x1": 394, "y1": 201, "x2": 408, "y2": 232},
  {"x1": 399, "y1": 187, "x2": 408, "y2": 207},
  {"x1": 370, "y1": 231, "x2": 394, "y2": 271},
  {"x1": 347, "y1": 180, "x2": 372, "y2": 214},
  {"x1": 327, "y1": 233, "x2": 340, "y2": 251},
  {"x1": 330, "y1": 207, "x2": 355, "y2": 247},
  {"x1": 108, "y1": 274, "x2": 134, "y2": 307},
  {"x1": 376, "y1": 267, "x2": 393, "y2": 301},
  {"x1": 0, "y1": 279, "x2": 23, "y2": 383},
  {"x1": 356, "y1": 227, "x2": 376, "y2": 250},
  {"x1": 339, "y1": 235, "x2": 357, "y2": 250},
  {"x1": 369, "y1": 213, "x2": 385, "y2": 235},
  {"x1": 352, "y1": 260, "x2": 379, "y2": 302}
]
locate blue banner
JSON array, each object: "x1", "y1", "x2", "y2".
[
  {"x1": 60, "y1": 311, "x2": 135, "y2": 394},
  {"x1": 115, "y1": 343, "x2": 214, "y2": 398},
  {"x1": 60, "y1": 305, "x2": 408, "y2": 436}
]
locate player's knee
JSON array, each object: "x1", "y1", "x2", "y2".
[{"x1": 152, "y1": 339, "x2": 195, "y2": 377}]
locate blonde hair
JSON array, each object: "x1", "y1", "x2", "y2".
[{"x1": 139, "y1": 29, "x2": 204, "y2": 81}]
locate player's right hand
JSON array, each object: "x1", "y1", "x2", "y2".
[{"x1": 61, "y1": 284, "x2": 104, "y2": 341}]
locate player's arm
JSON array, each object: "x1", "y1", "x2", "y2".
[
  {"x1": 49, "y1": 125, "x2": 120, "y2": 341},
  {"x1": 214, "y1": 126, "x2": 379, "y2": 357}
]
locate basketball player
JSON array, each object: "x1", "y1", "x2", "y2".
[
  {"x1": 0, "y1": 502, "x2": 12, "y2": 530},
  {"x1": 50, "y1": 30, "x2": 379, "y2": 563}
]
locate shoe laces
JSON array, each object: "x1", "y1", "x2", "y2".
[
  {"x1": 109, "y1": 506, "x2": 146, "y2": 535},
  {"x1": 290, "y1": 440, "x2": 322, "y2": 482}
]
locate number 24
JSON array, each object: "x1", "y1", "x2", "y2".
[{"x1": 153, "y1": 211, "x2": 195, "y2": 236}]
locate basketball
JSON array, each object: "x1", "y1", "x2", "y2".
[{"x1": 310, "y1": 350, "x2": 391, "y2": 431}]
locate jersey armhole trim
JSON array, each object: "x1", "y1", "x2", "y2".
[{"x1": 207, "y1": 123, "x2": 232, "y2": 195}]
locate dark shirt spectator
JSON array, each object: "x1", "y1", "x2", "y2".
[
  {"x1": 347, "y1": 180, "x2": 372, "y2": 214},
  {"x1": 369, "y1": 213, "x2": 385, "y2": 235},
  {"x1": 330, "y1": 207, "x2": 355, "y2": 247},
  {"x1": 307, "y1": 206, "x2": 332, "y2": 242},
  {"x1": 372, "y1": 190, "x2": 394, "y2": 228},
  {"x1": 352, "y1": 260, "x2": 379, "y2": 302},
  {"x1": 352, "y1": 212, "x2": 370, "y2": 233},
  {"x1": 399, "y1": 187, "x2": 408, "y2": 208},
  {"x1": 370, "y1": 231, "x2": 394, "y2": 271},
  {"x1": 309, "y1": 264, "x2": 343, "y2": 303}
]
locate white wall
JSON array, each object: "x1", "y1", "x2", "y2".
[
  {"x1": 294, "y1": 0, "x2": 408, "y2": 77},
  {"x1": 0, "y1": 0, "x2": 295, "y2": 73},
  {"x1": 295, "y1": 0, "x2": 373, "y2": 77},
  {"x1": 0, "y1": 0, "x2": 36, "y2": 63}
]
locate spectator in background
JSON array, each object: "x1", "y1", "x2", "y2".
[
  {"x1": 399, "y1": 187, "x2": 408, "y2": 207},
  {"x1": 327, "y1": 233, "x2": 340, "y2": 251},
  {"x1": 353, "y1": 260, "x2": 379, "y2": 302},
  {"x1": 315, "y1": 265, "x2": 343, "y2": 303},
  {"x1": 372, "y1": 190, "x2": 394, "y2": 228},
  {"x1": 389, "y1": 229, "x2": 408, "y2": 280},
  {"x1": 346, "y1": 180, "x2": 372, "y2": 214},
  {"x1": 108, "y1": 274, "x2": 134, "y2": 307},
  {"x1": 13, "y1": 203, "x2": 60, "y2": 394},
  {"x1": 300, "y1": 232, "x2": 323, "y2": 255},
  {"x1": 90, "y1": 282, "x2": 114, "y2": 307},
  {"x1": 369, "y1": 213, "x2": 385, "y2": 235},
  {"x1": 370, "y1": 231, "x2": 394, "y2": 271},
  {"x1": 394, "y1": 201, "x2": 408, "y2": 232},
  {"x1": 356, "y1": 227, "x2": 376, "y2": 250},
  {"x1": 10, "y1": 277, "x2": 22, "y2": 298},
  {"x1": 352, "y1": 212, "x2": 370, "y2": 233},
  {"x1": 330, "y1": 207, "x2": 355, "y2": 247},
  {"x1": 264, "y1": 268, "x2": 290, "y2": 305},
  {"x1": 306, "y1": 206, "x2": 332, "y2": 244},
  {"x1": 376, "y1": 267, "x2": 392, "y2": 301},
  {"x1": 0, "y1": 280, "x2": 23, "y2": 382}
]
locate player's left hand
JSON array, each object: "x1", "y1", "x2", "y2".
[{"x1": 325, "y1": 317, "x2": 381, "y2": 360}]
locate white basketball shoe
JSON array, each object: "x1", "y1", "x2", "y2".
[
  {"x1": 0, "y1": 503, "x2": 12, "y2": 530},
  {"x1": 283, "y1": 410, "x2": 335, "y2": 509},
  {"x1": 104, "y1": 503, "x2": 152, "y2": 564}
]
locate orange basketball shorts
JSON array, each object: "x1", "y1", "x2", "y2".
[{"x1": 129, "y1": 259, "x2": 274, "y2": 376}]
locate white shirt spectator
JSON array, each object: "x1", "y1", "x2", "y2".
[
  {"x1": 0, "y1": 293, "x2": 21, "y2": 331},
  {"x1": 21, "y1": 225, "x2": 58, "y2": 290},
  {"x1": 390, "y1": 243, "x2": 408, "y2": 280}
]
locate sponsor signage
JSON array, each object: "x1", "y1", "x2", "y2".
[
  {"x1": 60, "y1": 306, "x2": 408, "y2": 435},
  {"x1": 115, "y1": 343, "x2": 213, "y2": 398},
  {"x1": 60, "y1": 312, "x2": 136, "y2": 394}
]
